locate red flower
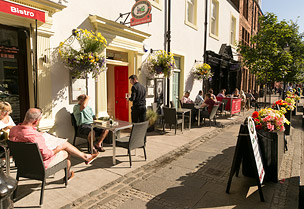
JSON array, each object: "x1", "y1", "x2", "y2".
[
  {"x1": 254, "y1": 118, "x2": 260, "y2": 123},
  {"x1": 256, "y1": 125, "x2": 262, "y2": 130},
  {"x1": 252, "y1": 111, "x2": 259, "y2": 119}
]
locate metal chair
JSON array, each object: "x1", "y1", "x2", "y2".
[
  {"x1": 201, "y1": 105, "x2": 220, "y2": 126},
  {"x1": 115, "y1": 121, "x2": 149, "y2": 167},
  {"x1": 221, "y1": 99, "x2": 229, "y2": 115},
  {"x1": 163, "y1": 107, "x2": 183, "y2": 134},
  {"x1": 70, "y1": 113, "x2": 90, "y2": 150},
  {"x1": 7, "y1": 141, "x2": 68, "y2": 205}
]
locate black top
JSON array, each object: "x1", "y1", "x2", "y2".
[{"x1": 129, "y1": 82, "x2": 146, "y2": 107}]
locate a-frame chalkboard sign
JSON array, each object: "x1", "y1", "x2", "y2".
[{"x1": 226, "y1": 117, "x2": 265, "y2": 202}]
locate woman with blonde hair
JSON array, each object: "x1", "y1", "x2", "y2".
[{"x1": 0, "y1": 101, "x2": 15, "y2": 131}]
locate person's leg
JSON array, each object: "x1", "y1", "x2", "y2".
[
  {"x1": 61, "y1": 142, "x2": 93, "y2": 161},
  {"x1": 131, "y1": 107, "x2": 139, "y2": 123},
  {"x1": 138, "y1": 106, "x2": 146, "y2": 122},
  {"x1": 96, "y1": 129, "x2": 109, "y2": 147}
]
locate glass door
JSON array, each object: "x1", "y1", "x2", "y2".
[{"x1": 0, "y1": 25, "x2": 29, "y2": 123}]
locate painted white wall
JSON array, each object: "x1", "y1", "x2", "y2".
[{"x1": 207, "y1": 0, "x2": 239, "y2": 60}]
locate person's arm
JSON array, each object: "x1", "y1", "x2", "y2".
[
  {"x1": 129, "y1": 86, "x2": 136, "y2": 101},
  {"x1": 80, "y1": 95, "x2": 90, "y2": 111}
]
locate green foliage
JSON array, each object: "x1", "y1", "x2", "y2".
[
  {"x1": 238, "y1": 13, "x2": 304, "y2": 83},
  {"x1": 146, "y1": 108, "x2": 158, "y2": 126}
]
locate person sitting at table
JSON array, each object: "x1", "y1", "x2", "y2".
[
  {"x1": 194, "y1": 90, "x2": 204, "y2": 105},
  {"x1": 233, "y1": 88, "x2": 240, "y2": 98},
  {"x1": 217, "y1": 89, "x2": 226, "y2": 98},
  {"x1": 0, "y1": 102, "x2": 15, "y2": 132},
  {"x1": 208, "y1": 89, "x2": 217, "y2": 101},
  {"x1": 181, "y1": 91, "x2": 194, "y2": 104},
  {"x1": 73, "y1": 94, "x2": 109, "y2": 152},
  {"x1": 240, "y1": 90, "x2": 247, "y2": 110},
  {"x1": 9, "y1": 108, "x2": 98, "y2": 181},
  {"x1": 246, "y1": 90, "x2": 256, "y2": 107},
  {"x1": 200, "y1": 93, "x2": 216, "y2": 118}
]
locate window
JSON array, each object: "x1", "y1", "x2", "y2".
[
  {"x1": 149, "y1": 0, "x2": 162, "y2": 10},
  {"x1": 210, "y1": 0, "x2": 219, "y2": 37},
  {"x1": 241, "y1": 27, "x2": 250, "y2": 46},
  {"x1": 230, "y1": 16, "x2": 236, "y2": 46},
  {"x1": 185, "y1": 0, "x2": 197, "y2": 29},
  {"x1": 243, "y1": 0, "x2": 248, "y2": 20}
]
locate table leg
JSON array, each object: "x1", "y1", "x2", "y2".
[
  {"x1": 189, "y1": 111, "x2": 191, "y2": 129},
  {"x1": 90, "y1": 126, "x2": 94, "y2": 154},
  {"x1": 112, "y1": 131, "x2": 116, "y2": 165},
  {"x1": 5, "y1": 148, "x2": 9, "y2": 175},
  {"x1": 182, "y1": 113, "x2": 184, "y2": 133},
  {"x1": 198, "y1": 109, "x2": 200, "y2": 126}
]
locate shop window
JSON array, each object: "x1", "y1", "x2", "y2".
[
  {"x1": 210, "y1": 0, "x2": 219, "y2": 38},
  {"x1": 230, "y1": 15, "x2": 237, "y2": 46},
  {"x1": 185, "y1": 0, "x2": 198, "y2": 30}
]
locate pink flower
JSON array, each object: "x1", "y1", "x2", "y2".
[
  {"x1": 267, "y1": 123, "x2": 274, "y2": 131},
  {"x1": 280, "y1": 125, "x2": 285, "y2": 132}
]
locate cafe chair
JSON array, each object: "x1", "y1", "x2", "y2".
[
  {"x1": 115, "y1": 121, "x2": 149, "y2": 167},
  {"x1": 70, "y1": 113, "x2": 90, "y2": 151},
  {"x1": 180, "y1": 103, "x2": 194, "y2": 124},
  {"x1": 201, "y1": 105, "x2": 220, "y2": 127},
  {"x1": 163, "y1": 107, "x2": 183, "y2": 134},
  {"x1": 221, "y1": 99, "x2": 229, "y2": 116},
  {"x1": 7, "y1": 141, "x2": 68, "y2": 205}
]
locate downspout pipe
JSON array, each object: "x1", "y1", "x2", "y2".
[
  {"x1": 166, "y1": 0, "x2": 171, "y2": 107},
  {"x1": 203, "y1": 0, "x2": 208, "y2": 92}
]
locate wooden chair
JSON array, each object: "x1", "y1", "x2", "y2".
[
  {"x1": 115, "y1": 121, "x2": 149, "y2": 167},
  {"x1": 163, "y1": 107, "x2": 183, "y2": 134},
  {"x1": 7, "y1": 141, "x2": 68, "y2": 205}
]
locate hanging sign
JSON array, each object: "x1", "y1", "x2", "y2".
[
  {"x1": 130, "y1": 0, "x2": 152, "y2": 26},
  {"x1": 0, "y1": 0, "x2": 45, "y2": 23}
]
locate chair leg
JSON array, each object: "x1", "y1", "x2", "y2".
[
  {"x1": 175, "y1": 123, "x2": 177, "y2": 135},
  {"x1": 143, "y1": 147, "x2": 147, "y2": 160},
  {"x1": 128, "y1": 149, "x2": 132, "y2": 167},
  {"x1": 64, "y1": 167, "x2": 68, "y2": 186},
  {"x1": 209, "y1": 119, "x2": 211, "y2": 127},
  {"x1": 40, "y1": 179, "x2": 46, "y2": 205},
  {"x1": 13, "y1": 174, "x2": 19, "y2": 200},
  {"x1": 73, "y1": 136, "x2": 76, "y2": 146}
]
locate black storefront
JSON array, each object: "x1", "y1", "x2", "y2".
[{"x1": 204, "y1": 44, "x2": 241, "y2": 95}]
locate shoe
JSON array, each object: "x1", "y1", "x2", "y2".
[
  {"x1": 85, "y1": 153, "x2": 99, "y2": 165},
  {"x1": 68, "y1": 171, "x2": 75, "y2": 182},
  {"x1": 94, "y1": 144, "x2": 106, "y2": 152}
]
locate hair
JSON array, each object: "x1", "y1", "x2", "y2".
[
  {"x1": 220, "y1": 89, "x2": 225, "y2": 93},
  {"x1": 128, "y1": 75, "x2": 138, "y2": 80},
  {"x1": 205, "y1": 93, "x2": 211, "y2": 98},
  {"x1": 0, "y1": 101, "x2": 12, "y2": 114},
  {"x1": 185, "y1": 90, "x2": 190, "y2": 95},
  {"x1": 198, "y1": 90, "x2": 202, "y2": 94},
  {"x1": 208, "y1": 89, "x2": 213, "y2": 94},
  {"x1": 77, "y1": 94, "x2": 86, "y2": 101},
  {"x1": 24, "y1": 108, "x2": 42, "y2": 123}
]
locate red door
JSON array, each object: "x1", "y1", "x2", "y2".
[{"x1": 114, "y1": 66, "x2": 129, "y2": 121}]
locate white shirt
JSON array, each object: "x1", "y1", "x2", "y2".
[{"x1": 0, "y1": 116, "x2": 15, "y2": 130}]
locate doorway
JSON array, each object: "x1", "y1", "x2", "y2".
[
  {"x1": 0, "y1": 24, "x2": 29, "y2": 123},
  {"x1": 114, "y1": 66, "x2": 129, "y2": 121}
]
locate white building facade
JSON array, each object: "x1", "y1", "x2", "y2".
[{"x1": 0, "y1": 0, "x2": 240, "y2": 140}]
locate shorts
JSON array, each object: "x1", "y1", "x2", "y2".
[{"x1": 78, "y1": 124, "x2": 105, "y2": 137}]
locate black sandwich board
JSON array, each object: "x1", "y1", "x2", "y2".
[{"x1": 226, "y1": 117, "x2": 265, "y2": 202}]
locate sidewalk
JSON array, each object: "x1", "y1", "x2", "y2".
[
  {"x1": 64, "y1": 105, "x2": 302, "y2": 209},
  {"x1": 12, "y1": 104, "x2": 303, "y2": 209},
  {"x1": 11, "y1": 110, "x2": 251, "y2": 208}
]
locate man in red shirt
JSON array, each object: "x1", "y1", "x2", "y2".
[
  {"x1": 9, "y1": 108, "x2": 98, "y2": 181},
  {"x1": 201, "y1": 93, "x2": 215, "y2": 115}
]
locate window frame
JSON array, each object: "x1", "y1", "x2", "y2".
[
  {"x1": 184, "y1": 0, "x2": 198, "y2": 30},
  {"x1": 230, "y1": 15, "x2": 237, "y2": 47},
  {"x1": 209, "y1": 0, "x2": 219, "y2": 39}
]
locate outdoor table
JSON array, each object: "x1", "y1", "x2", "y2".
[
  {"x1": 91, "y1": 120, "x2": 132, "y2": 165},
  {"x1": 176, "y1": 108, "x2": 191, "y2": 130}
]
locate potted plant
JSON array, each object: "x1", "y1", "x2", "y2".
[
  {"x1": 58, "y1": 29, "x2": 107, "y2": 79},
  {"x1": 252, "y1": 109, "x2": 289, "y2": 182},
  {"x1": 146, "y1": 108, "x2": 158, "y2": 132},
  {"x1": 192, "y1": 62, "x2": 213, "y2": 80},
  {"x1": 273, "y1": 98, "x2": 295, "y2": 135}
]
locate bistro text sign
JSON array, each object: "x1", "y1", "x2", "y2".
[
  {"x1": 130, "y1": 0, "x2": 152, "y2": 26},
  {"x1": 0, "y1": 0, "x2": 45, "y2": 23}
]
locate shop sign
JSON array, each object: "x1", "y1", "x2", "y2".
[
  {"x1": 130, "y1": 0, "x2": 152, "y2": 26},
  {"x1": 0, "y1": 0, "x2": 45, "y2": 23}
]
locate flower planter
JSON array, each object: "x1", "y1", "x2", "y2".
[
  {"x1": 292, "y1": 100, "x2": 298, "y2": 116},
  {"x1": 284, "y1": 110, "x2": 291, "y2": 136},
  {"x1": 256, "y1": 130, "x2": 285, "y2": 182}
]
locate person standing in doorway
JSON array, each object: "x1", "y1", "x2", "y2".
[{"x1": 128, "y1": 75, "x2": 146, "y2": 123}]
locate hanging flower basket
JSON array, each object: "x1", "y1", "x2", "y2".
[
  {"x1": 143, "y1": 50, "x2": 175, "y2": 78},
  {"x1": 192, "y1": 62, "x2": 213, "y2": 80},
  {"x1": 58, "y1": 29, "x2": 107, "y2": 79}
]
